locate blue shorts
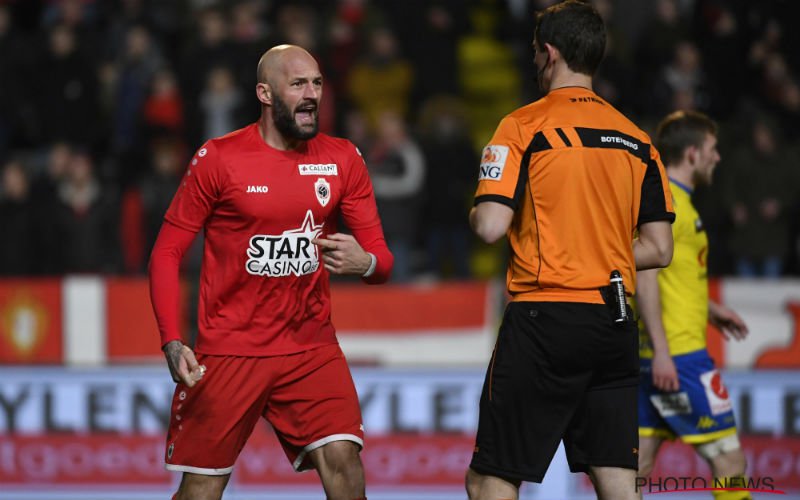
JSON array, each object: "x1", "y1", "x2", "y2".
[{"x1": 639, "y1": 349, "x2": 738, "y2": 444}]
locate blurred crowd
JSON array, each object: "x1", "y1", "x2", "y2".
[{"x1": 0, "y1": 0, "x2": 798, "y2": 280}]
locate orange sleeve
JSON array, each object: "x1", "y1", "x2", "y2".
[
  {"x1": 638, "y1": 144, "x2": 675, "y2": 226},
  {"x1": 473, "y1": 115, "x2": 529, "y2": 209}
]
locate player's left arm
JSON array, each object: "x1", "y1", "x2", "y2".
[
  {"x1": 708, "y1": 300, "x2": 749, "y2": 341},
  {"x1": 314, "y1": 143, "x2": 393, "y2": 283}
]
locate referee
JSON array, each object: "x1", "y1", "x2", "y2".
[{"x1": 466, "y1": 2, "x2": 675, "y2": 499}]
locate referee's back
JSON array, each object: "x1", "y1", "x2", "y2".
[{"x1": 474, "y1": 86, "x2": 673, "y2": 303}]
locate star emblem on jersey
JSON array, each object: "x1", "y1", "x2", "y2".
[
  {"x1": 246, "y1": 210, "x2": 324, "y2": 277},
  {"x1": 315, "y1": 178, "x2": 330, "y2": 207}
]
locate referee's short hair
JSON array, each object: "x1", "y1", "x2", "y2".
[
  {"x1": 534, "y1": 0, "x2": 606, "y2": 76},
  {"x1": 655, "y1": 110, "x2": 718, "y2": 166}
]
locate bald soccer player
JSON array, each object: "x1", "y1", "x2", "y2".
[{"x1": 149, "y1": 45, "x2": 393, "y2": 500}]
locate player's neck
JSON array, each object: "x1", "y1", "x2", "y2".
[
  {"x1": 667, "y1": 166, "x2": 695, "y2": 191},
  {"x1": 548, "y1": 69, "x2": 593, "y2": 93},
  {"x1": 257, "y1": 116, "x2": 303, "y2": 151}
]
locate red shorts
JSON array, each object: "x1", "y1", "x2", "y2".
[{"x1": 164, "y1": 343, "x2": 363, "y2": 475}]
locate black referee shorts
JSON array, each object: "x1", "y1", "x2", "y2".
[{"x1": 470, "y1": 301, "x2": 639, "y2": 483}]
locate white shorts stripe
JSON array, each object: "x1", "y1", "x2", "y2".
[
  {"x1": 292, "y1": 433, "x2": 364, "y2": 471},
  {"x1": 165, "y1": 463, "x2": 234, "y2": 476}
]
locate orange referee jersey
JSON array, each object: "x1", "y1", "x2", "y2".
[{"x1": 474, "y1": 87, "x2": 674, "y2": 303}]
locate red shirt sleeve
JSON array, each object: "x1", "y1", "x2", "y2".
[
  {"x1": 340, "y1": 143, "x2": 393, "y2": 283},
  {"x1": 148, "y1": 220, "x2": 197, "y2": 347},
  {"x1": 150, "y1": 143, "x2": 221, "y2": 347},
  {"x1": 351, "y1": 224, "x2": 393, "y2": 284},
  {"x1": 164, "y1": 141, "x2": 225, "y2": 232}
]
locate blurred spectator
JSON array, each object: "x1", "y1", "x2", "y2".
[
  {"x1": 347, "y1": 26, "x2": 414, "y2": 130},
  {"x1": 31, "y1": 142, "x2": 73, "y2": 202},
  {"x1": 382, "y1": 1, "x2": 467, "y2": 115},
  {"x1": 594, "y1": 35, "x2": 634, "y2": 115},
  {"x1": 271, "y1": 3, "x2": 318, "y2": 51},
  {"x1": 758, "y1": 52, "x2": 791, "y2": 108},
  {"x1": 142, "y1": 68, "x2": 184, "y2": 139},
  {"x1": 458, "y1": 5, "x2": 521, "y2": 150},
  {"x1": 0, "y1": 160, "x2": 37, "y2": 275},
  {"x1": 199, "y1": 66, "x2": 245, "y2": 142},
  {"x1": 417, "y1": 96, "x2": 476, "y2": 279},
  {"x1": 692, "y1": 3, "x2": 746, "y2": 118},
  {"x1": 723, "y1": 116, "x2": 798, "y2": 278},
  {"x1": 776, "y1": 80, "x2": 800, "y2": 142},
  {"x1": 36, "y1": 23, "x2": 98, "y2": 146},
  {"x1": 229, "y1": 0, "x2": 269, "y2": 89},
  {"x1": 342, "y1": 107, "x2": 373, "y2": 157},
  {"x1": 120, "y1": 138, "x2": 185, "y2": 272},
  {"x1": 112, "y1": 25, "x2": 163, "y2": 153},
  {"x1": 51, "y1": 151, "x2": 120, "y2": 274},
  {"x1": 323, "y1": 0, "x2": 368, "y2": 99},
  {"x1": 635, "y1": 0, "x2": 689, "y2": 81},
  {"x1": 651, "y1": 41, "x2": 711, "y2": 117},
  {"x1": 180, "y1": 7, "x2": 236, "y2": 105},
  {"x1": 368, "y1": 111, "x2": 425, "y2": 282},
  {"x1": 103, "y1": 0, "x2": 182, "y2": 64},
  {"x1": 41, "y1": 0, "x2": 101, "y2": 56},
  {"x1": 0, "y1": 4, "x2": 33, "y2": 156}
]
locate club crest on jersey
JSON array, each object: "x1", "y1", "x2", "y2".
[
  {"x1": 479, "y1": 145, "x2": 509, "y2": 181},
  {"x1": 315, "y1": 178, "x2": 330, "y2": 207},
  {"x1": 246, "y1": 210, "x2": 324, "y2": 277}
]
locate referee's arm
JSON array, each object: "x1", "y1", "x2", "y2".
[
  {"x1": 470, "y1": 201, "x2": 514, "y2": 244},
  {"x1": 634, "y1": 220, "x2": 673, "y2": 270}
]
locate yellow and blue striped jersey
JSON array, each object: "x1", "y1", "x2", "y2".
[{"x1": 640, "y1": 179, "x2": 708, "y2": 357}]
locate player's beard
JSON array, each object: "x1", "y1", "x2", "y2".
[
  {"x1": 272, "y1": 92, "x2": 319, "y2": 141},
  {"x1": 694, "y1": 166, "x2": 714, "y2": 187}
]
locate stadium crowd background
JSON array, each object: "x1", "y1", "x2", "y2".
[{"x1": 0, "y1": 0, "x2": 799, "y2": 281}]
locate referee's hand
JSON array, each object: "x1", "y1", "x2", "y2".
[{"x1": 163, "y1": 340, "x2": 205, "y2": 387}]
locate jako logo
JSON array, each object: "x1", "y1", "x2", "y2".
[
  {"x1": 246, "y1": 210, "x2": 323, "y2": 277},
  {"x1": 247, "y1": 185, "x2": 269, "y2": 194}
]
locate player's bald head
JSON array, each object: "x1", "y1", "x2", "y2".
[{"x1": 256, "y1": 44, "x2": 317, "y2": 85}]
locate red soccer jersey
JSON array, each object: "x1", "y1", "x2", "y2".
[{"x1": 164, "y1": 123, "x2": 383, "y2": 356}]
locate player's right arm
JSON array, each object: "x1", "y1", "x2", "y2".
[
  {"x1": 636, "y1": 267, "x2": 679, "y2": 391},
  {"x1": 149, "y1": 141, "x2": 223, "y2": 386},
  {"x1": 149, "y1": 222, "x2": 205, "y2": 387}
]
